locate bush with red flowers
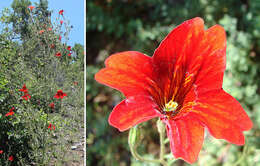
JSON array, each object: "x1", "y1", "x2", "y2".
[{"x1": 0, "y1": 0, "x2": 84, "y2": 165}]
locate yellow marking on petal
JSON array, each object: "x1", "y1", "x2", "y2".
[
  {"x1": 171, "y1": 87, "x2": 179, "y2": 101},
  {"x1": 184, "y1": 74, "x2": 193, "y2": 85}
]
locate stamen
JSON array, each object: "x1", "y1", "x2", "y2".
[{"x1": 164, "y1": 100, "x2": 178, "y2": 113}]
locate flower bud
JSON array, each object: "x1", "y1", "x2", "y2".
[{"x1": 128, "y1": 125, "x2": 140, "y2": 147}]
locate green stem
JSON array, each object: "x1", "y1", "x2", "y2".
[
  {"x1": 128, "y1": 119, "x2": 171, "y2": 166},
  {"x1": 128, "y1": 133, "x2": 161, "y2": 164},
  {"x1": 233, "y1": 139, "x2": 248, "y2": 166},
  {"x1": 158, "y1": 119, "x2": 168, "y2": 166}
]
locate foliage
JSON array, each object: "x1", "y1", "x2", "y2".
[{"x1": 87, "y1": 0, "x2": 260, "y2": 165}]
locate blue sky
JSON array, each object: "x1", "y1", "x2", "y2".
[{"x1": 0, "y1": 0, "x2": 84, "y2": 46}]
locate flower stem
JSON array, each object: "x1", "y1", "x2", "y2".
[
  {"x1": 157, "y1": 119, "x2": 168, "y2": 166},
  {"x1": 128, "y1": 120, "x2": 170, "y2": 166},
  {"x1": 128, "y1": 131, "x2": 161, "y2": 164},
  {"x1": 233, "y1": 138, "x2": 248, "y2": 166}
]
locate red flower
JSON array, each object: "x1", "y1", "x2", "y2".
[
  {"x1": 60, "y1": 20, "x2": 64, "y2": 25},
  {"x1": 5, "y1": 107, "x2": 14, "y2": 116},
  {"x1": 49, "y1": 102, "x2": 55, "y2": 109},
  {"x1": 28, "y1": 5, "x2": 35, "y2": 11},
  {"x1": 67, "y1": 46, "x2": 71, "y2": 51},
  {"x1": 59, "y1": 35, "x2": 62, "y2": 41},
  {"x1": 55, "y1": 52, "x2": 62, "y2": 57},
  {"x1": 59, "y1": 9, "x2": 64, "y2": 15},
  {"x1": 95, "y1": 17, "x2": 253, "y2": 164},
  {"x1": 19, "y1": 84, "x2": 31, "y2": 100},
  {"x1": 22, "y1": 93, "x2": 31, "y2": 100},
  {"x1": 48, "y1": 123, "x2": 55, "y2": 130},
  {"x1": 48, "y1": 27, "x2": 52, "y2": 31},
  {"x1": 8, "y1": 155, "x2": 13, "y2": 161},
  {"x1": 39, "y1": 30, "x2": 45, "y2": 34},
  {"x1": 19, "y1": 84, "x2": 28, "y2": 93},
  {"x1": 68, "y1": 53, "x2": 72, "y2": 57},
  {"x1": 54, "y1": 90, "x2": 67, "y2": 99},
  {"x1": 5, "y1": 111, "x2": 14, "y2": 116},
  {"x1": 0, "y1": 150, "x2": 3, "y2": 154},
  {"x1": 9, "y1": 107, "x2": 15, "y2": 112},
  {"x1": 50, "y1": 44, "x2": 55, "y2": 48}
]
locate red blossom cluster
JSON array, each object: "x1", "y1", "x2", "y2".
[
  {"x1": 19, "y1": 84, "x2": 31, "y2": 100},
  {"x1": 44, "y1": 90, "x2": 66, "y2": 133},
  {"x1": 0, "y1": 150, "x2": 13, "y2": 162},
  {"x1": 67, "y1": 46, "x2": 72, "y2": 56},
  {"x1": 5, "y1": 107, "x2": 15, "y2": 117},
  {"x1": 55, "y1": 52, "x2": 62, "y2": 57},
  {"x1": 55, "y1": 10, "x2": 74, "y2": 57},
  {"x1": 54, "y1": 89, "x2": 67, "y2": 99},
  {"x1": 8, "y1": 156, "x2": 14, "y2": 161},
  {"x1": 48, "y1": 123, "x2": 55, "y2": 131},
  {"x1": 49, "y1": 102, "x2": 55, "y2": 109},
  {"x1": 47, "y1": 89, "x2": 67, "y2": 113},
  {"x1": 39, "y1": 30, "x2": 45, "y2": 34},
  {"x1": 59, "y1": 9, "x2": 64, "y2": 15},
  {"x1": 28, "y1": 5, "x2": 35, "y2": 12}
]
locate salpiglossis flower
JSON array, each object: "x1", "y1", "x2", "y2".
[
  {"x1": 19, "y1": 84, "x2": 28, "y2": 93},
  {"x1": 59, "y1": 9, "x2": 64, "y2": 15},
  {"x1": 49, "y1": 102, "x2": 55, "y2": 109},
  {"x1": 94, "y1": 17, "x2": 253, "y2": 164},
  {"x1": 28, "y1": 5, "x2": 35, "y2": 11},
  {"x1": 39, "y1": 30, "x2": 45, "y2": 34},
  {"x1": 8, "y1": 155, "x2": 13, "y2": 161},
  {"x1": 48, "y1": 123, "x2": 55, "y2": 130},
  {"x1": 67, "y1": 46, "x2": 71, "y2": 51},
  {"x1": 19, "y1": 84, "x2": 31, "y2": 100},
  {"x1": 55, "y1": 52, "x2": 62, "y2": 57},
  {"x1": 5, "y1": 107, "x2": 15, "y2": 117},
  {"x1": 54, "y1": 90, "x2": 67, "y2": 99},
  {"x1": 22, "y1": 93, "x2": 31, "y2": 100}
]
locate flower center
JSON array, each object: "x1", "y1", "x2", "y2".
[{"x1": 163, "y1": 100, "x2": 178, "y2": 113}]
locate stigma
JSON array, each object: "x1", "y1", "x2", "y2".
[{"x1": 164, "y1": 100, "x2": 178, "y2": 113}]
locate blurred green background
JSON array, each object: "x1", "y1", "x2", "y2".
[{"x1": 87, "y1": 0, "x2": 260, "y2": 165}]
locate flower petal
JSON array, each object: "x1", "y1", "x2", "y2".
[
  {"x1": 189, "y1": 89, "x2": 253, "y2": 145},
  {"x1": 151, "y1": 18, "x2": 227, "y2": 103},
  {"x1": 95, "y1": 51, "x2": 155, "y2": 97},
  {"x1": 194, "y1": 25, "x2": 226, "y2": 93},
  {"x1": 108, "y1": 95, "x2": 159, "y2": 131},
  {"x1": 164, "y1": 115, "x2": 204, "y2": 164},
  {"x1": 152, "y1": 17, "x2": 204, "y2": 66},
  {"x1": 151, "y1": 17, "x2": 205, "y2": 101}
]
